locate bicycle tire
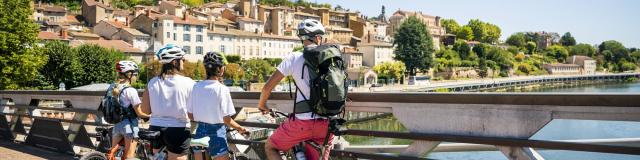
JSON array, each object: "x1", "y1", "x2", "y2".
[{"x1": 79, "y1": 151, "x2": 107, "y2": 160}]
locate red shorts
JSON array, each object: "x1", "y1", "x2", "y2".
[{"x1": 269, "y1": 118, "x2": 334, "y2": 160}]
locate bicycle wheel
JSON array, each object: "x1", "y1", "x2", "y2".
[
  {"x1": 232, "y1": 152, "x2": 250, "y2": 160},
  {"x1": 79, "y1": 151, "x2": 107, "y2": 160}
]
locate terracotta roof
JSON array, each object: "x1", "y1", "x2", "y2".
[
  {"x1": 69, "y1": 32, "x2": 101, "y2": 38},
  {"x1": 113, "y1": 9, "x2": 130, "y2": 16},
  {"x1": 359, "y1": 41, "x2": 393, "y2": 47},
  {"x1": 66, "y1": 15, "x2": 81, "y2": 23},
  {"x1": 84, "y1": 0, "x2": 113, "y2": 10},
  {"x1": 393, "y1": 10, "x2": 436, "y2": 18},
  {"x1": 567, "y1": 55, "x2": 594, "y2": 64},
  {"x1": 171, "y1": 16, "x2": 207, "y2": 25},
  {"x1": 70, "y1": 40, "x2": 143, "y2": 53},
  {"x1": 120, "y1": 28, "x2": 149, "y2": 36},
  {"x1": 101, "y1": 20, "x2": 127, "y2": 29},
  {"x1": 37, "y1": 5, "x2": 66, "y2": 13},
  {"x1": 236, "y1": 17, "x2": 262, "y2": 23},
  {"x1": 38, "y1": 31, "x2": 66, "y2": 40},
  {"x1": 543, "y1": 63, "x2": 581, "y2": 67}
]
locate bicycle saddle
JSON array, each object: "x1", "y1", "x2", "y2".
[
  {"x1": 138, "y1": 129, "x2": 161, "y2": 141},
  {"x1": 190, "y1": 137, "x2": 210, "y2": 147}
]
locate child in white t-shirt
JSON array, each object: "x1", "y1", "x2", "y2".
[{"x1": 187, "y1": 52, "x2": 247, "y2": 160}]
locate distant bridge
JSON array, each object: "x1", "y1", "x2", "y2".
[{"x1": 412, "y1": 73, "x2": 640, "y2": 92}]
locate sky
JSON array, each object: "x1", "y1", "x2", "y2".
[{"x1": 310, "y1": 0, "x2": 640, "y2": 48}]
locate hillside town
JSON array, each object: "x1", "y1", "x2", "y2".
[{"x1": 28, "y1": 0, "x2": 637, "y2": 90}]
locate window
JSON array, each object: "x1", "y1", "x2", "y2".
[
  {"x1": 196, "y1": 35, "x2": 203, "y2": 42},
  {"x1": 183, "y1": 34, "x2": 191, "y2": 41},
  {"x1": 173, "y1": 33, "x2": 177, "y2": 41},
  {"x1": 166, "y1": 22, "x2": 170, "y2": 27},
  {"x1": 184, "y1": 24, "x2": 191, "y2": 31},
  {"x1": 209, "y1": 35, "x2": 213, "y2": 40},
  {"x1": 196, "y1": 46, "x2": 203, "y2": 54},
  {"x1": 153, "y1": 22, "x2": 158, "y2": 28},
  {"x1": 183, "y1": 46, "x2": 191, "y2": 54},
  {"x1": 197, "y1": 26, "x2": 203, "y2": 32},
  {"x1": 220, "y1": 45, "x2": 225, "y2": 53},
  {"x1": 166, "y1": 32, "x2": 170, "y2": 38},
  {"x1": 174, "y1": 24, "x2": 177, "y2": 31}
]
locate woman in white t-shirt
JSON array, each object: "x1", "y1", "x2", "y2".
[
  {"x1": 187, "y1": 52, "x2": 247, "y2": 160},
  {"x1": 108, "y1": 61, "x2": 149, "y2": 160},
  {"x1": 141, "y1": 44, "x2": 195, "y2": 160}
]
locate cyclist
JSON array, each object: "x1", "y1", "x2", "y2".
[
  {"x1": 187, "y1": 52, "x2": 248, "y2": 160},
  {"x1": 141, "y1": 44, "x2": 195, "y2": 160},
  {"x1": 108, "y1": 61, "x2": 150, "y2": 160},
  {"x1": 258, "y1": 19, "x2": 334, "y2": 160}
]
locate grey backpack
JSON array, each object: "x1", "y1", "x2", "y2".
[{"x1": 293, "y1": 44, "x2": 348, "y2": 117}]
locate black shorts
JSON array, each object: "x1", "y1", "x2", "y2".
[{"x1": 149, "y1": 125, "x2": 191, "y2": 154}]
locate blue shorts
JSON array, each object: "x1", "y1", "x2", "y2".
[
  {"x1": 112, "y1": 118, "x2": 139, "y2": 139},
  {"x1": 193, "y1": 122, "x2": 228, "y2": 158}
]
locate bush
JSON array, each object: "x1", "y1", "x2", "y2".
[
  {"x1": 75, "y1": 44, "x2": 125, "y2": 85},
  {"x1": 226, "y1": 55, "x2": 242, "y2": 64}
]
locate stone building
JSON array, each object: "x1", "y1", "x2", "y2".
[{"x1": 388, "y1": 10, "x2": 447, "y2": 50}]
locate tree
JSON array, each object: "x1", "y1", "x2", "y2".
[
  {"x1": 39, "y1": 41, "x2": 84, "y2": 89},
  {"x1": 393, "y1": 16, "x2": 434, "y2": 76},
  {"x1": 559, "y1": 32, "x2": 577, "y2": 46},
  {"x1": 545, "y1": 45, "x2": 569, "y2": 63},
  {"x1": 484, "y1": 23, "x2": 501, "y2": 44},
  {"x1": 456, "y1": 26, "x2": 474, "y2": 41},
  {"x1": 453, "y1": 41, "x2": 476, "y2": 61},
  {"x1": 226, "y1": 55, "x2": 242, "y2": 64},
  {"x1": 0, "y1": 0, "x2": 48, "y2": 89},
  {"x1": 373, "y1": 62, "x2": 405, "y2": 80},
  {"x1": 243, "y1": 58, "x2": 275, "y2": 82},
  {"x1": 506, "y1": 32, "x2": 526, "y2": 47},
  {"x1": 181, "y1": 0, "x2": 204, "y2": 7},
  {"x1": 75, "y1": 44, "x2": 125, "y2": 85},
  {"x1": 223, "y1": 63, "x2": 245, "y2": 85},
  {"x1": 569, "y1": 44, "x2": 596, "y2": 57},
  {"x1": 525, "y1": 41, "x2": 537, "y2": 54},
  {"x1": 467, "y1": 19, "x2": 487, "y2": 43},
  {"x1": 599, "y1": 40, "x2": 629, "y2": 63},
  {"x1": 441, "y1": 19, "x2": 460, "y2": 35}
]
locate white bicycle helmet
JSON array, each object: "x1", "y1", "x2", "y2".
[
  {"x1": 297, "y1": 19, "x2": 325, "y2": 41},
  {"x1": 116, "y1": 60, "x2": 139, "y2": 73},
  {"x1": 156, "y1": 44, "x2": 185, "y2": 64}
]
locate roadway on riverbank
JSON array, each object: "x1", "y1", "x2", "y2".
[
  {"x1": 354, "y1": 72, "x2": 639, "y2": 92},
  {"x1": 0, "y1": 139, "x2": 74, "y2": 160}
]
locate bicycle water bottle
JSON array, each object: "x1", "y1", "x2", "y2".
[
  {"x1": 293, "y1": 144, "x2": 306, "y2": 160},
  {"x1": 154, "y1": 152, "x2": 166, "y2": 160}
]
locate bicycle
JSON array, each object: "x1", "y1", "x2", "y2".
[{"x1": 259, "y1": 109, "x2": 347, "y2": 160}]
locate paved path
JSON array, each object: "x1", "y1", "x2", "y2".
[{"x1": 0, "y1": 140, "x2": 74, "y2": 160}]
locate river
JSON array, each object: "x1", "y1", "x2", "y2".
[{"x1": 344, "y1": 82, "x2": 640, "y2": 160}]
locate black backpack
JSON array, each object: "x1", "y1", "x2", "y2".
[
  {"x1": 100, "y1": 84, "x2": 137, "y2": 124},
  {"x1": 292, "y1": 45, "x2": 348, "y2": 117}
]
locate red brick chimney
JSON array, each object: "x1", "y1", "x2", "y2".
[
  {"x1": 367, "y1": 31, "x2": 371, "y2": 43},
  {"x1": 60, "y1": 30, "x2": 68, "y2": 40}
]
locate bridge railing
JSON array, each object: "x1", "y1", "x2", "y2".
[{"x1": 1, "y1": 91, "x2": 640, "y2": 160}]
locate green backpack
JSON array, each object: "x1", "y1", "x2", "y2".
[{"x1": 293, "y1": 45, "x2": 348, "y2": 117}]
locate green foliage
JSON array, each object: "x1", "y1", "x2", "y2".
[
  {"x1": 466, "y1": 19, "x2": 501, "y2": 44},
  {"x1": 544, "y1": 45, "x2": 569, "y2": 63},
  {"x1": 373, "y1": 62, "x2": 405, "y2": 80},
  {"x1": 223, "y1": 63, "x2": 245, "y2": 85},
  {"x1": 0, "y1": 0, "x2": 48, "y2": 89},
  {"x1": 110, "y1": 0, "x2": 155, "y2": 9},
  {"x1": 599, "y1": 40, "x2": 629, "y2": 63},
  {"x1": 263, "y1": 58, "x2": 283, "y2": 67},
  {"x1": 243, "y1": 58, "x2": 275, "y2": 83},
  {"x1": 525, "y1": 41, "x2": 537, "y2": 54},
  {"x1": 453, "y1": 41, "x2": 476, "y2": 61},
  {"x1": 441, "y1": 19, "x2": 460, "y2": 35},
  {"x1": 569, "y1": 44, "x2": 596, "y2": 57},
  {"x1": 433, "y1": 49, "x2": 462, "y2": 72},
  {"x1": 225, "y1": 55, "x2": 242, "y2": 64},
  {"x1": 506, "y1": 33, "x2": 526, "y2": 47},
  {"x1": 181, "y1": 0, "x2": 204, "y2": 7},
  {"x1": 515, "y1": 52, "x2": 526, "y2": 62},
  {"x1": 191, "y1": 61, "x2": 204, "y2": 80},
  {"x1": 618, "y1": 61, "x2": 636, "y2": 71},
  {"x1": 293, "y1": 46, "x2": 304, "y2": 52},
  {"x1": 75, "y1": 44, "x2": 125, "y2": 85},
  {"x1": 39, "y1": 41, "x2": 84, "y2": 89},
  {"x1": 559, "y1": 32, "x2": 577, "y2": 46},
  {"x1": 434, "y1": 88, "x2": 450, "y2": 92},
  {"x1": 393, "y1": 16, "x2": 434, "y2": 76},
  {"x1": 456, "y1": 26, "x2": 474, "y2": 41}
]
